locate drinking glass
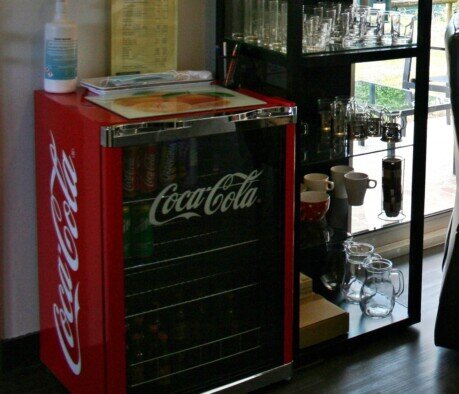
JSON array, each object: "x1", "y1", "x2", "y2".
[
  {"x1": 314, "y1": 6, "x2": 324, "y2": 21},
  {"x1": 303, "y1": 19, "x2": 330, "y2": 53},
  {"x1": 332, "y1": 96, "x2": 354, "y2": 136},
  {"x1": 362, "y1": 9, "x2": 382, "y2": 46},
  {"x1": 268, "y1": 0, "x2": 282, "y2": 50},
  {"x1": 344, "y1": 4, "x2": 355, "y2": 31},
  {"x1": 244, "y1": 0, "x2": 261, "y2": 43},
  {"x1": 381, "y1": 122, "x2": 403, "y2": 143},
  {"x1": 228, "y1": 0, "x2": 245, "y2": 40},
  {"x1": 392, "y1": 13, "x2": 415, "y2": 45},
  {"x1": 279, "y1": 1, "x2": 288, "y2": 53},
  {"x1": 342, "y1": 5, "x2": 369, "y2": 47},
  {"x1": 321, "y1": 18, "x2": 333, "y2": 37},
  {"x1": 353, "y1": 6, "x2": 370, "y2": 40},
  {"x1": 379, "y1": 11, "x2": 400, "y2": 45},
  {"x1": 329, "y1": 3, "x2": 342, "y2": 26},
  {"x1": 303, "y1": 32, "x2": 328, "y2": 53},
  {"x1": 306, "y1": 15, "x2": 321, "y2": 34},
  {"x1": 332, "y1": 12, "x2": 350, "y2": 44},
  {"x1": 302, "y1": 5, "x2": 314, "y2": 21},
  {"x1": 325, "y1": 9, "x2": 337, "y2": 31},
  {"x1": 321, "y1": 241, "x2": 346, "y2": 291},
  {"x1": 318, "y1": 98, "x2": 333, "y2": 132},
  {"x1": 258, "y1": 0, "x2": 270, "y2": 47},
  {"x1": 366, "y1": 105, "x2": 384, "y2": 137},
  {"x1": 349, "y1": 105, "x2": 368, "y2": 140},
  {"x1": 381, "y1": 111, "x2": 405, "y2": 142}
]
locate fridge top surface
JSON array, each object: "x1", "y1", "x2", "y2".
[
  {"x1": 36, "y1": 86, "x2": 296, "y2": 126},
  {"x1": 85, "y1": 85, "x2": 267, "y2": 119}
]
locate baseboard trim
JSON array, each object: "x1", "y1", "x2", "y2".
[{"x1": 0, "y1": 332, "x2": 40, "y2": 374}]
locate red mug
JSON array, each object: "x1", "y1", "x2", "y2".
[{"x1": 300, "y1": 191, "x2": 330, "y2": 222}]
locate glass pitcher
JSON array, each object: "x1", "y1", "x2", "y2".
[
  {"x1": 341, "y1": 241, "x2": 380, "y2": 304},
  {"x1": 359, "y1": 257, "x2": 404, "y2": 318}
]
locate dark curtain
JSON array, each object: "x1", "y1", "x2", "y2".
[{"x1": 434, "y1": 13, "x2": 459, "y2": 350}]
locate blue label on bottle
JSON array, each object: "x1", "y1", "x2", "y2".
[{"x1": 45, "y1": 39, "x2": 77, "y2": 80}]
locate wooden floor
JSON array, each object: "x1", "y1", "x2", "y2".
[
  {"x1": 265, "y1": 245, "x2": 459, "y2": 394},
  {"x1": 1, "y1": 246, "x2": 458, "y2": 393}
]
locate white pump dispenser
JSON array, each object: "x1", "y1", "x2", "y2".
[{"x1": 44, "y1": 0, "x2": 78, "y2": 93}]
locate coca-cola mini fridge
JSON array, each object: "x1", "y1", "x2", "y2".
[{"x1": 34, "y1": 86, "x2": 296, "y2": 393}]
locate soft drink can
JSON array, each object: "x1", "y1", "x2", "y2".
[
  {"x1": 140, "y1": 144, "x2": 158, "y2": 194},
  {"x1": 185, "y1": 138, "x2": 198, "y2": 187},
  {"x1": 123, "y1": 206, "x2": 132, "y2": 259},
  {"x1": 159, "y1": 141, "x2": 178, "y2": 185},
  {"x1": 177, "y1": 140, "x2": 189, "y2": 181},
  {"x1": 132, "y1": 203, "x2": 154, "y2": 258},
  {"x1": 123, "y1": 147, "x2": 140, "y2": 198}
]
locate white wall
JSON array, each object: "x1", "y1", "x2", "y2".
[{"x1": 0, "y1": 0, "x2": 215, "y2": 340}]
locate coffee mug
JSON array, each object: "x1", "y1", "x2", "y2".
[
  {"x1": 330, "y1": 165, "x2": 354, "y2": 199},
  {"x1": 344, "y1": 172, "x2": 377, "y2": 206},
  {"x1": 304, "y1": 173, "x2": 335, "y2": 192},
  {"x1": 300, "y1": 191, "x2": 330, "y2": 222}
]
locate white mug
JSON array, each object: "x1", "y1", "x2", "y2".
[
  {"x1": 344, "y1": 172, "x2": 377, "y2": 206},
  {"x1": 330, "y1": 165, "x2": 354, "y2": 199},
  {"x1": 303, "y1": 173, "x2": 335, "y2": 192}
]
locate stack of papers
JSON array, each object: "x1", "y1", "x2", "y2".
[{"x1": 81, "y1": 70, "x2": 214, "y2": 96}]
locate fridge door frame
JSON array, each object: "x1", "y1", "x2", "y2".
[{"x1": 101, "y1": 145, "x2": 127, "y2": 393}]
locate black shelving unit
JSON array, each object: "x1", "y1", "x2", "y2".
[{"x1": 217, "y1": 0, "x2": 432, "y2": 364}]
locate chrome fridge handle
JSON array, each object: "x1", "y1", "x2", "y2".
[{"x1": 100, "y1": 106, "x2": 297, "y2": 147}]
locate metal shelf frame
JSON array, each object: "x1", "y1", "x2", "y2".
[{"x1": 216, "y1": 0, "x2": 432, "y2": 364}]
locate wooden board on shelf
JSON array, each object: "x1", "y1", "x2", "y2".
[
  {"x1": 300, "y1": 273, "x2": 313, "y2": 300},
  {"x1": 299, "y1": 293, "x2": 349, "y2": 349}
]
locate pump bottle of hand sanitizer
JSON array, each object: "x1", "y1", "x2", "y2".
[{"x1": 44, "y1": 0, "x2": 78, "y2": 93}]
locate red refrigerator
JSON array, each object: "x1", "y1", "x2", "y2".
[{"x1": 34, "y1": 86, "x2": 296, "y2": 393}]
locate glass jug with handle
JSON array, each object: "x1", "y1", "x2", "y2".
[
  {"x1": 341, "y1": 241, "x2": 380, "y2": 304},
  {"x1": 359, "y1": 257, "x2": 404, "y2": 318}
]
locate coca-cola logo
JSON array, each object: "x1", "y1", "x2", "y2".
[
  {"x1": 149, "y1": 170, "x2": 263, "y2": 226},
  {"x1": 49, "y1": 132, "x2": 81, "y2": 375}
]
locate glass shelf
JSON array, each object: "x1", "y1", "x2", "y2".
[
  {"x1": 223, "y1": 38, "x2": 419, "y2": 67},
  {"x1": 329, "y1": 297, "x2": 409, "y2": 339},
  {"x1": 298, "y1": 191, "x2": 411, "y2": 254},
  {"x1": 300, "y1": 144, "x2": 414, "y2": 235},
  {"x1": 305, "y1": 40, "x2": 415, "y2": 54},
  {"x1": 301, "y1": 45, "x2": 418, "y2": 68},
  {"x1": 300, "y1": 132, "x2": 413, "y2": 166}
]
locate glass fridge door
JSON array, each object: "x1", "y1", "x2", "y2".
[{"x1": 108, "y1": 110, "x2": 294, "y2": 392}]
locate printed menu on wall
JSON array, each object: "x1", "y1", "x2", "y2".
[{"x1": 111, "y1": 0, "x2": 178, "y2": 75}]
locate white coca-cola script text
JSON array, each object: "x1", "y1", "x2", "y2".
[
  {"x1": 149, "y1": 170, "x2": 262, "y2": 226},
  {"x1": 49, "y1": 132, "x2": 81, "y2": 375}
]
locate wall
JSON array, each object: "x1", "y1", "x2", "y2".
[{"x1": 0, "y1": 0, "x2": 215, "y2": 340}]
